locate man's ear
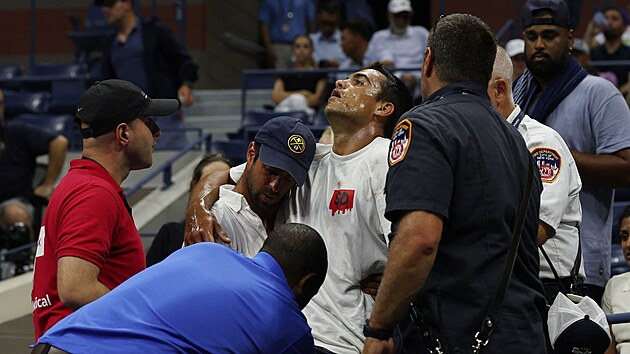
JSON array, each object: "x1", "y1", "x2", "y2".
[
  {"x1": 374, "y1": 101, "x2": 394, "y2": 119},
  {"x1": 245, "y1": 141, "x2": 256, "y2": 164},
  {"x1": 292, "y1": 272, "x2": 319, "y2": 309},
  {"x1": 422, "y1": 47, "x2": 434, "y2": 78},
  {"x1": 493, "y1": 78, "x2": 509, "y2": 106},
  {"x1": 115, "y1": 123, "x2": 131, "y2": 146}
]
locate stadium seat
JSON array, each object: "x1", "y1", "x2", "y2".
[
  {"x1": 0, "y1": 64, "x2": 23, "y2": 80},
  {"x1": 213, "y1": 140, "x2": 247, "y2": 166},
  {"x1": 616, "y1": 188, "x2": 630, "y2": 202},
  {"x1": 30, "y1": 63, "x2": 86, "y2": 78},
  {"x1": 10, "y1": 113, "x2": 74, "y2": 137},
  {"x1": 49, "y1": 80, "x2": 86, "y2": 114},
  {"x1": 3, "y1": 91, "x2": 50, "y2": 118}
]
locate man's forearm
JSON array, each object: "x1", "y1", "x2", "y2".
[
  {"x1": 368, "y1": 211, "x2": 442, "y2": 330},
  {"x1": 43, "y1": 136, "x2": 68, "y2": 187},
  {"x1": 61, "y1": 282, "x2": 109, "y2": 311},
  {"x1": 572, "y1": 150, "x2": 630, "y2": 188}
]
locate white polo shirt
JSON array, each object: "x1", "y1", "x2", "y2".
[
  {"x1": 212, "y1": 185, "x2": 269, "y2": 258},
  {"x1": 508, "y1": 105, "x2": 585, "y2": 279}
]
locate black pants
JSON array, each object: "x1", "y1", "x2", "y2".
[{"x1": 31, "y1": 344, "x2": 69, "y2": 354}]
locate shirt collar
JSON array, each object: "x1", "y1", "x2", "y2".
[
  {"x1": 218, "y1": 185, "x2": 249, "y2": 212},
  {"x1": 252, "y1": 252, "x2": 288, "y2": 286},
  {"x1": 506, "y1": 105, "x2": 523, "y2": 125},
  {"x1": 72, "y1": 158, "x2": 123, "y2": 194},
  {"x1": 423, "y1": 81, "x2": 490, "y2": 104},
  {"x1": 314, "y1": 29, "x2": 340, "y2": 43}
]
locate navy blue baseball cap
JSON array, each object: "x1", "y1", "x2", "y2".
[
  {"x1": 523, "y1": 0, "x2": 572, "y2": 29},
  {"x1": 254, "y1": 116, "x2": 316, "y2": 187}
]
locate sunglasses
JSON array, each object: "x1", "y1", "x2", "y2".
[{"x1": 137, "y1": 116, "x2": 161, "y2": 137}]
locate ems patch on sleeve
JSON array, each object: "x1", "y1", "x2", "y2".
[
  {"x1": 531, "y1": 147, "x2": 561, "y2": 183},
  {"x1": 389, "y1": 119, "x2": 412, "y2": 166}
]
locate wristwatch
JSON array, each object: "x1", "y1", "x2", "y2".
[{"x1": 363, "y1": 320, "x2": 394, "y2": 340}]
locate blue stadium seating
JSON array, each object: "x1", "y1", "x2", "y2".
[
  {"x1": 10, "y1": 112, "x2": 75, "y2": 137},
  {"x1": 212, "y1": 141, "x2": 247, "y2": 166},
  {"x1": 30, "y1": 63, "x2": 86, "y2": 78},
  {"x1": 49, "y1": 80, "x2": 86, "y2": 113},
  {"x1": 3, "y1": 91, "x2": 50, "y2": 118},
  {"x1": 0, "y1": 64, "x2": 23, "y2": 80}
]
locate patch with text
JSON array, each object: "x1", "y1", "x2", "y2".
[
  {"x1": 389, "y1": 119, "x2": 412, "y2": 166},
  {"x1": 532, "y1": 147, "x2": 561, "y2": 183}
]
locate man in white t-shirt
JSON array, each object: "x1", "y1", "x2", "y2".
[
  {"x1": 489, "y1": 45, "x2": 584, "y2": 304},
  {"x1": 365, "y1": 0, "x2": 428, "y2": 92},
  {"x1": 213, "y1": 116, "x2": 316, "y2": 257},
  {"x1": 186, "y1": 63, "x2": 413, "y2": 354}
]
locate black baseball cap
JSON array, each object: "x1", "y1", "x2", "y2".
[
  {"x1": 254, "y1": 116, "x2": 316, "y2": 187},
  {"x1": 75, "y1": 79, "x2": 179, "y2": 139},
  {"x1": 523, "y1": 0, "x2": 572, "y2": 29}
]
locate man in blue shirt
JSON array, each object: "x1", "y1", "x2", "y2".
[
  {"x1": 309, "y1": 2, "x2": 345, "y2": 68},
  {"x1": 96, "y1": 0, "x2": 199, "y2": 150},
  {"x1": 259, "y1": 0, "x2": 316, "y2": 69},
  {"x1": 32, "y1": 223, "x2": 327, "y2": 354},
  {"x1": 514, "y1": 0, "x2": 630, "y2": 305}
]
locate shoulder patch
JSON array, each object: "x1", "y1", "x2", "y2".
[
  {"x1": 389, "y1": 119, "x2": 412, "y2": 166},
  {"x1": 531, "y1": 147, "x2": 561, "y2": 183}
]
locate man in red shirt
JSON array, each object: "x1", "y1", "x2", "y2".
[{"x1": 31, "y1": 79, "x2": 179, "y2": 340}]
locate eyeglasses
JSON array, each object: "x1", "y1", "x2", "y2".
[{"x1": 137, "y1": 116, "x2": 161, "y2": 137}]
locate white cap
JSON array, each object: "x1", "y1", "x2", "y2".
[
  {"x1": 505, "y1": 38, "x2": 525, "y2": 57},
  {"x1": 388, "y1": 0, "x2": 413, "y2": 14},
  {"x1": 572, "y1": 38, "x2": 590, "y2": 55}
]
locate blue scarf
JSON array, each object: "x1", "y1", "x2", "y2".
[{"x1": 513, "y1": 55, "x2": 588, "y2": 124}]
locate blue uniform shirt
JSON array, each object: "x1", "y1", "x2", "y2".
[
  {"x1": 385, "y1": 81, "x2": 547, "y2": 353},
  {"x1": 110, "y1": 16, "x2": 149, "y2": 92},
  {"x1": 38, "y1": 243, "x2": 314, "y2": 353}
]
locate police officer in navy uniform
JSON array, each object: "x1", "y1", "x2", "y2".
[{"x1": 362, "y1": 14, "x2": 547, "y2": 354}]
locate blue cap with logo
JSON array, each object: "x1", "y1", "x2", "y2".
[
  {"x1": 254, "y1": 116, "x2": 316, "y2": 187},
  {"x1": 523, "y1": 0, "x2": 572, "y2": 29}
]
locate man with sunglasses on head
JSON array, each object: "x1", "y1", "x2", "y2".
[{"x1": 31, "y1": 79, "x2": 179, "y2": 340}]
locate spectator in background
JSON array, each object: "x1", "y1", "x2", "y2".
[
  {"x1": 32, "y1": 223, "x2": 328, "y2": 354},
  {"x1": 514, "y1": 0, "x2": 630, "y2": 305},
  {"x1": 272, "y1": 35, "x2": 329, "y2": 117},
  {"x1": 96, "y1": 0, "x2": 199, "y2": 150},
  {"x1": 339, "y1": 19, "x2": 374, "y2": 72},
  {"x1": 31, "y1": 80, "x2": 179, "y2": 340},
  {"x1": 310, "y1": 2, "x2": 345, "y2": 68},
  {"x1": 589, "y1": 5, "x2": 630, "y2": 89},
  {"x1": 571, "y1": 38, "x2": 594, "y2": 70},
  {"x1": 603, "y1": 205, "x2": 630, "y2": 354},
  {"x1": 572, "y1": 38, "x2": 620, "y2": 85},
  {"x1": 145, "y1": 153, "x2": 232, "y2": 267},
  {"x1": 339, "y1": 0, "x2": 377, "y2": 31},
  {"x1": 505, "y1": 38, "x2": 527, "y2": 80},
  {"x1": 366, "y1": 0, "x2": 428, "y2": 93},
  {"x1": 0, "y1": 88, "x2": 68, "y2": 242},
  {"x1": 259, "y1": 0, "x2": 316, "y2": 69}
]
